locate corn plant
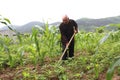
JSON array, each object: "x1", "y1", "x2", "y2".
[
  {"x1": 106, "y1": 58, "x2": 120, "y2": 80},
  {"x1": 31, "y1": 27, "x2": 40, "y2": 64},
  {"x1": 75, "y1": 32, "x2": 102, "y2": 54},
  {"x1": 94, "y1": 31, "x2": 112, "y2": 54},
  {"x1": 0, "y1": 15, "x2": 22, "y2": 43}
]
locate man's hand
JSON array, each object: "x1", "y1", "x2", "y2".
[
  {"x1": 74, "y1": 29, "x2": 78, "y2": 34},
  {"x1": 66, "y1": 42, "x2": 68, "y2": 46},
  {"x1": 66, "y1": 42, "x2": 69, "y2": 49},
  {"x1": 73, "y1": 26, "x2": 78, "y2": 34}
]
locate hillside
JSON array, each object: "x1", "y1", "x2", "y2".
[
  {"x1": 1, "y1": 15, "x2": 120, "y2": 33},
  {"x1": 76, "y1": 16, "x2": 120, "y2": 31},
  {"x1": 51, "y1": 16, "x2": 120, "y2": 31},
  {"x1": 0, "y1": 21, "x2": 44, "y2": 33}
]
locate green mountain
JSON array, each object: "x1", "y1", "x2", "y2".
[
  {"x1": 1, "y1": 15, "x2": 120, "y2": 33},
  {"x1": 76, "y1": 16, "x2": 120, "y2": 31},
  {"x1": 51, "y1": 15, "x2": 120, "y2": 31}
]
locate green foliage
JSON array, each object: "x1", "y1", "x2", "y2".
[
  {"x1": 96, "y1": 26, "x2": 105, "y2": 33},
  {"x1": 110, "y1": 23, "x2": 120, "y2": 30},
  {"x1": 106, "y1": 58, "x2": 120, "y2": 80},
  {"x1": 1, "y1": 15, "x2": 120, "y2": 79}
]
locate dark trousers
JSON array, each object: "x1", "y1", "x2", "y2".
[{"x1": 62, "y1": 40, "x2": 74, "y2": 60}]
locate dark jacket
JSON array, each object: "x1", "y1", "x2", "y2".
[{"x1": 59, "y1": 19, "x2": 78, "y2": 45}]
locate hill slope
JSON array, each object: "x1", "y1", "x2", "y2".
[
  {"x1": 76, "y1": 16, "x2": 120, "y2": 31},
  {"x1": 1, "y1": 15, "x2": 120, "y2": 32}
]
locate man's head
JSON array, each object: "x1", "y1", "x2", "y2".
[{"x1": 62, "y1": 15, "x2": 69, "y2": 24}]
